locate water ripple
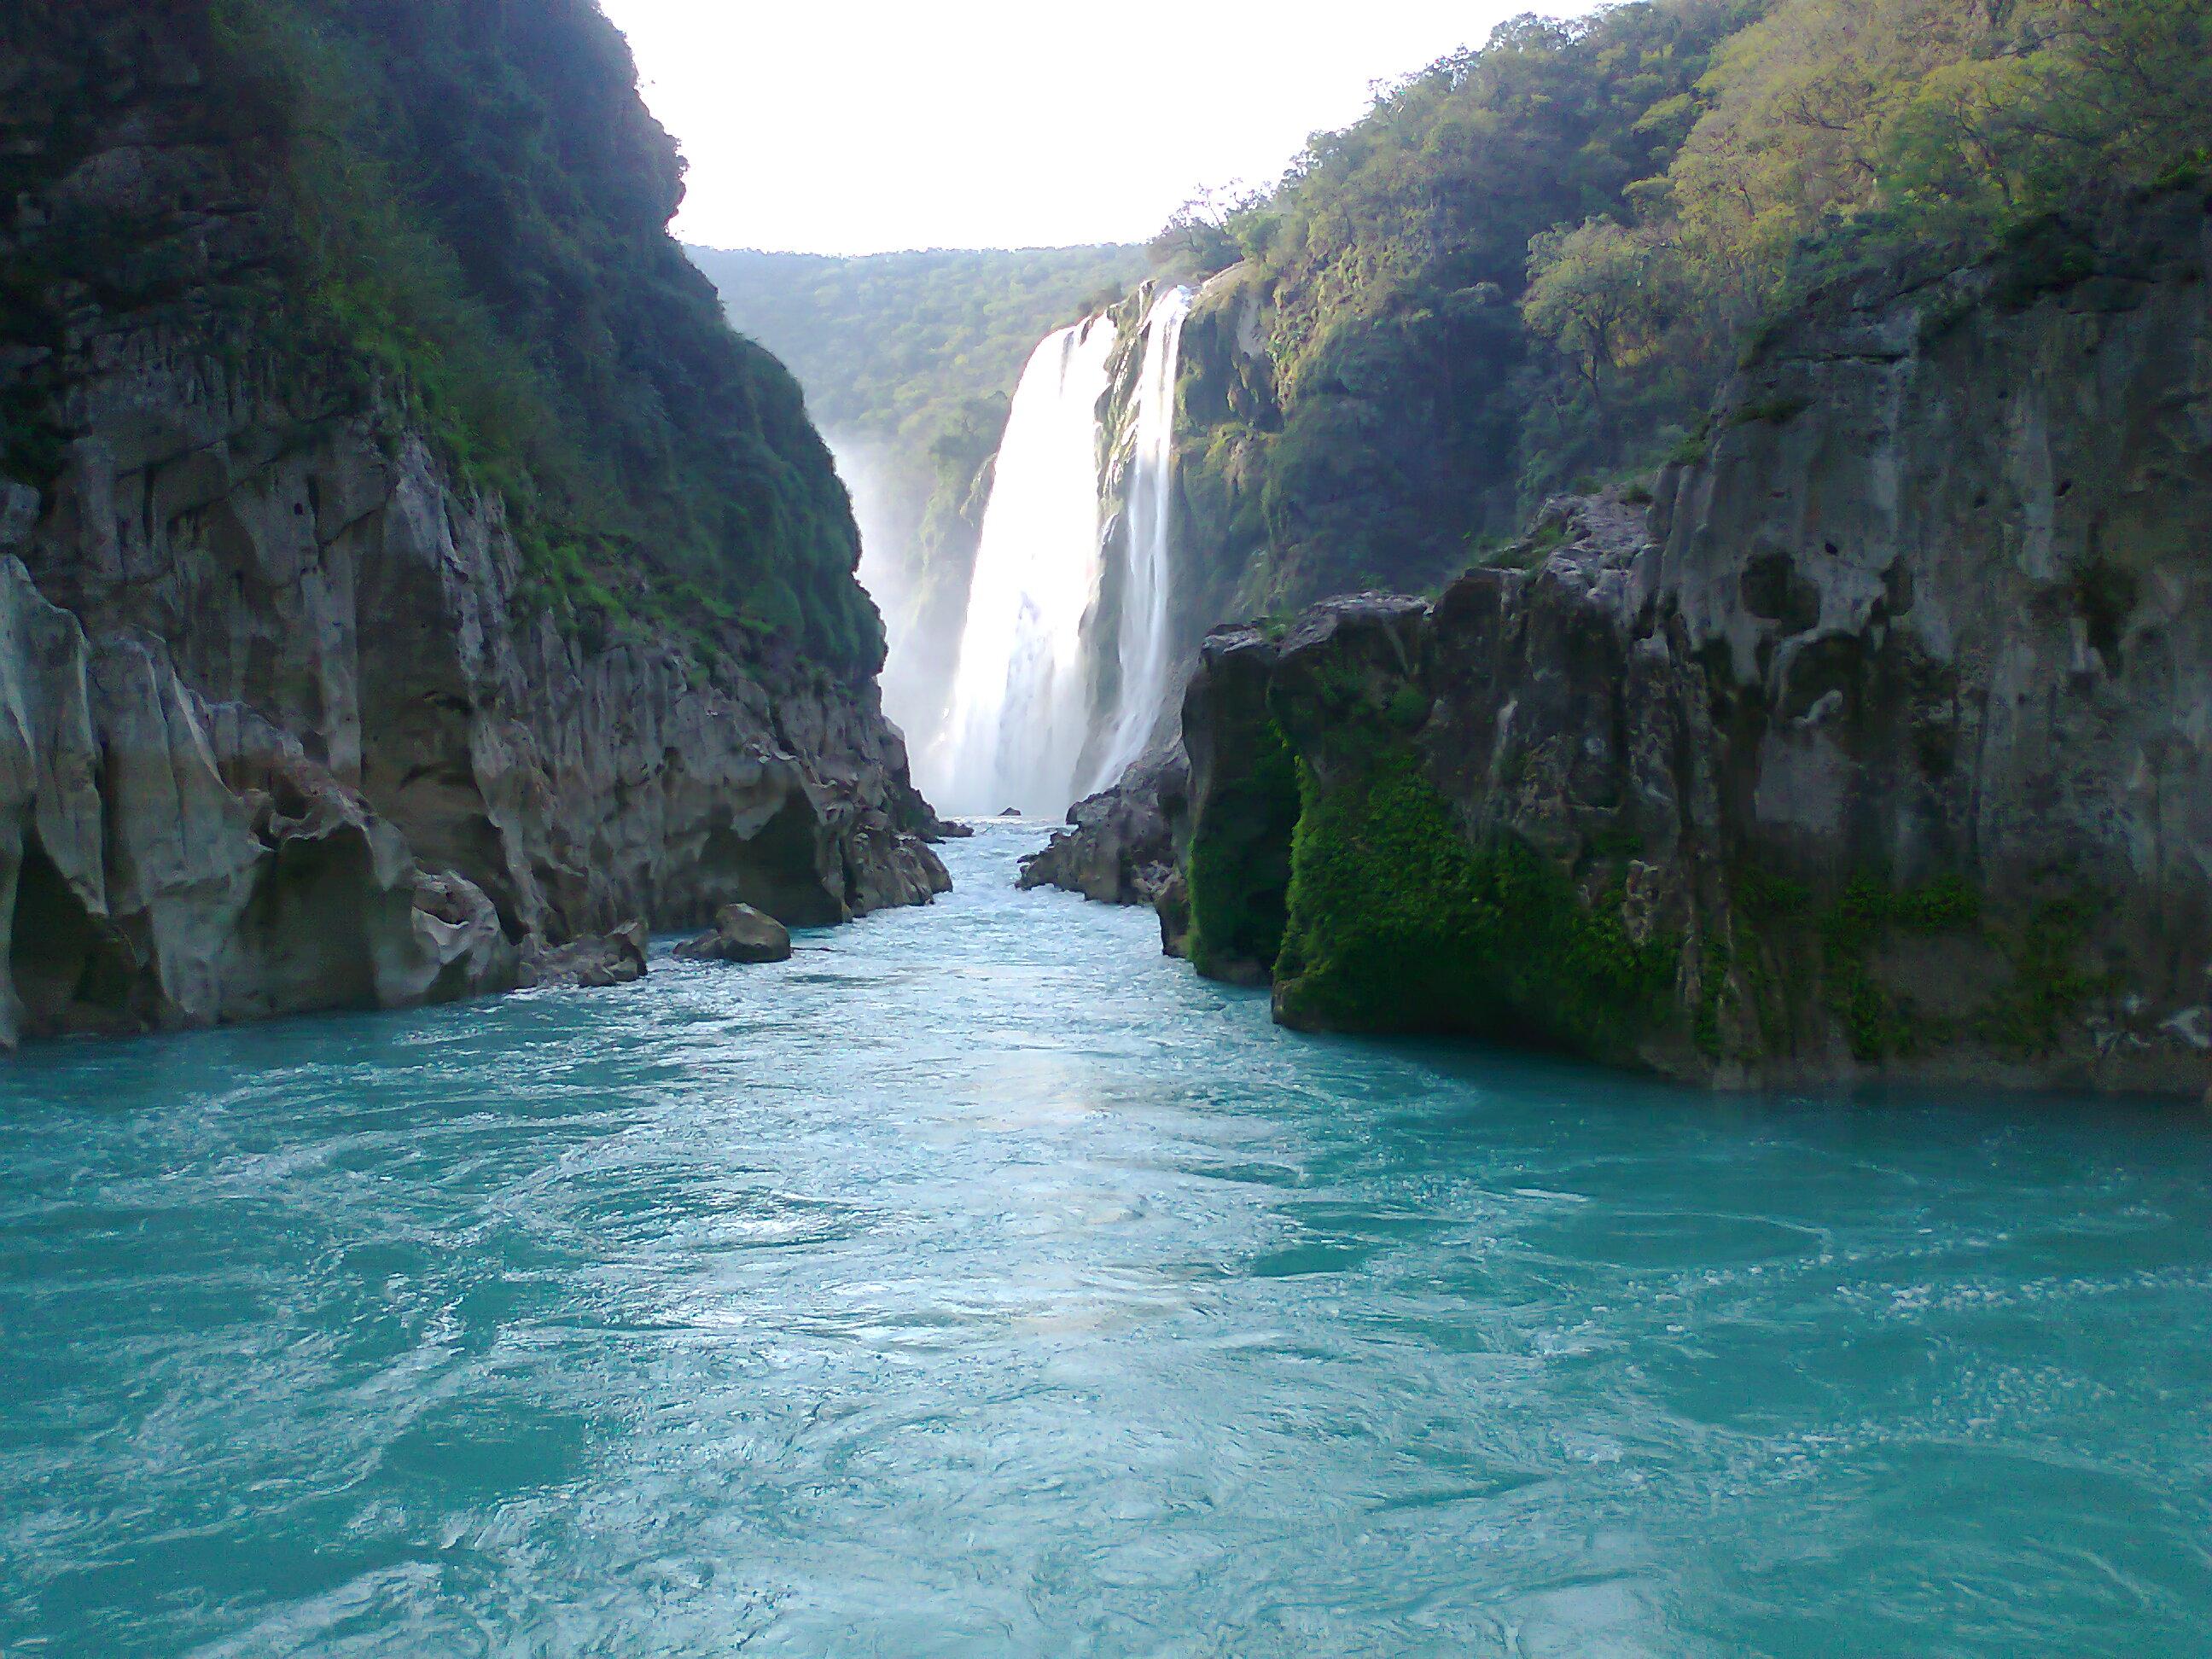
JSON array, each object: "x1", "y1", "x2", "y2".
[{"x1": 2, "y1": 824, "x2": 2209, "y2": 1656}]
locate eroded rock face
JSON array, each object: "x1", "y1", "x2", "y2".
[
  {"x1": 0, "y1": 406, "x2": 951, "y2": 1046},
  {"x1": 1173, "y1": 198, "x2": 2212, "y2": 1098},
  {"x1": 0, "y1": 558, "x2": 515, "y2": 1045},
  {"x1": 1017, "y1": 750, "x2": 1185, "y2": 907}
]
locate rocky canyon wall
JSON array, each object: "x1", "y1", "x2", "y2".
[
  {"x1": 0, "y1": 362, "x2": 948, "y2": 1046},
  {"x1": 0, "y1": 3, "x2": 946, "y2": 1047},
  {"x1": 1045, "y1": 194, "x2": 2212, "y2": 1098}
]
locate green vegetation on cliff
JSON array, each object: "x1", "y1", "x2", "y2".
[
  {"x1": 1730, "y1": 867, "x2": 2118, "y2": 1068},
  {"x1": 1167, "y1": 3, "x2": 1756, "y2": 605},
  {"x1": 178, "y1": 0, "x2": 880, "y2": 670},
  {"x1": 1523, "y1": 0, "x2": 2212, "y2": 476},
  {"x1": 1270, "y1": 754, "x2": 1678, "y2": 1057},
  {"x1": 1169, "y1": 0, "x2": 2212, "y2": 609},
  {"x1": 1184, "y1": 719, "x2": 1301, "y2": 983}
]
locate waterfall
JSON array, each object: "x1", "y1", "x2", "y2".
[
  {"x1": 1085, "y1": 284, "x2": 1193, "y2": 797},
  {"x1": 934, "y1": 317, "x2": 1117, "y2": 816},
  {"x1": 929, "y1": 284, "x2": 1195, "y2": 818}
]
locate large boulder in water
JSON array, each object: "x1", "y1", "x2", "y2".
[{"x1": 675, "y1": 904, "x2": 793, "y2": 965}]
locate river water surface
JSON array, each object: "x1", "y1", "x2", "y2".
[{"x1": 3, "y1": 824, "x2": 2209, "y2": 1656}]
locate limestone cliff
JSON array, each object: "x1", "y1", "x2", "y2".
[
  {"x1": 0, "y1": 2, "x2": 946, "y2": 1046},
  {"x1": 1109, "y1": 194, "x2": 2212, "y2": 1098}
]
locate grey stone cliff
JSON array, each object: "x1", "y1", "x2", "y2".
[
  {"x1": 1109, "y1": 195, "x2": 2212, "y2": 1098},
  {"x1": 0, "y1": 399, "x2": 949, "y2": 1045},
  {"x1": 0, "y1": 7, "x2": 947, "y2": 1047}
]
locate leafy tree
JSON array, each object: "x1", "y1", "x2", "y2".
[
  {"x1": 1655, "y1": 0, "x2": 2212, "y2": 301},
  {"x1": 1523, "y1": 218, "x2": 1675, "y2": 422}
]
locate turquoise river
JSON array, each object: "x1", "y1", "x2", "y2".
[{"x1": 2, "y1": 824, "x2": 2209, "y2": 1656}]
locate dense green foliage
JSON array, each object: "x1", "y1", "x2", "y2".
[
  {"x1": 1271, "y1": 754, "x2": 1679, "y2": 1056},
  {"x1": 1184, "y1": 719, "x2": 1301, "y2": 981},
  {"x1": 1527, "y1": 0, "x2": 2212, "y2": 473},
  {"x1": 201, "y1": 0, "x2": 881, "y2": 670},
  {"x1": 690, "y1": 246, "x2": 1148, "y2": 443},
  {"x1": 1171, "y1": 0, "x2": 2212, "y2": 608},
  {"x1": 1169, "y1": 3, "x2": 1756, "y2": 605}
]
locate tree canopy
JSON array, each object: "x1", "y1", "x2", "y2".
[{"x1": 1161, "y1": 0, "x2": 2212, "y2": 607}]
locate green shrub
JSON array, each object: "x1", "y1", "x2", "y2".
[{"x1": 1976, "y1": 898, "x2": 2114, "y2": 1056}]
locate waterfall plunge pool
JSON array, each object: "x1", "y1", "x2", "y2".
[{"x1": 3, "y1": 824, "x2": 2209, "y2": 1655}]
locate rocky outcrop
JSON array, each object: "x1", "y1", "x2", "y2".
[
  {"x1": 0, "y1": 554, "x2": 515, "y2": 1041},
  {"x1": 1017, "y1": 749, "x2": 1185, "y2": 906},
  {"x1": 1170, "y1": 195, "x2": 2212, "y2": 1098},
  {"x1": 518, "y1": 923, "x2": 649, "y2": 991},
  {"x1": 0, "y1": 400, "x2": 948, "y2": 1046},
  {"x1": 673, "y1": 903, "x2": 792, "y2": 965}
]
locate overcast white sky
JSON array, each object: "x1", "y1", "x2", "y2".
[{"x1": 596, "y1": 1, "x2": 1575, "y2": 255}]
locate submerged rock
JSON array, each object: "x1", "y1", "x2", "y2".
[{"x1": 674, "y1": 905, "x2": 793, "y2": 965}]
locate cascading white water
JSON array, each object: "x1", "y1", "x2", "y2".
[
  {"x1": 933, "y1": 317, "x2": 1117, "y2": 816},
  {"x1": 929, "y1": 285, "x2": 1196, "y2": 818},
  {"x1": 1085, "y1": 285, "x2": 1194, "y2": 797}
]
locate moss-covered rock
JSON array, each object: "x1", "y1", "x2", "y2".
[
  {"x1": 1272, "y1": 753, "x2": 1678, "y2": 1060},
  {"x1": 1171, "y1": 339, "x2": 2212, "y2": 1099},
  {"x1": 1179, "y1": 626, "x2": 1300, "y2": 986}
]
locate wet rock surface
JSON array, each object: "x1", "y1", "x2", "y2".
[
  {"x1": 1017, "y1": 750, "x2": 1186, "y2": 907},
  {"x1": 673, "y1": 904, "x2": 794, "y2": 965}
]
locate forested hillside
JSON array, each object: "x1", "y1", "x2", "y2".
[
  {"x1": 691, "y1": 246, "x2": 1146, "y2": 440},
  {"x1": 28, "y1": 0, "x2": 884, "y2": 671},
  {"x1": 1166, "y1": 0, "x2": 2212, "y2": 610}
]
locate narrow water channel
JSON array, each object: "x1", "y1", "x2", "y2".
[{"x1": 3, "y1": 824, "x2": 2207, "y2": 1656}]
